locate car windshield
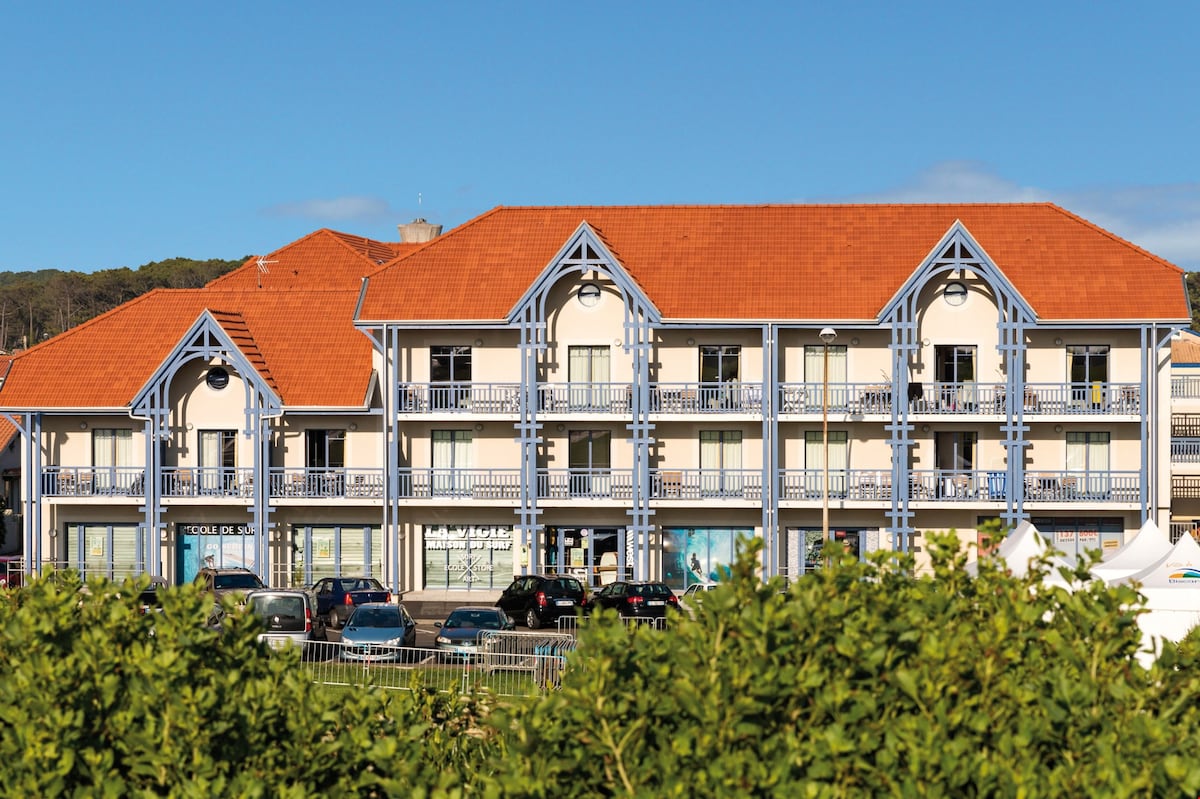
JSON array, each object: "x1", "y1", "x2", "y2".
[
  {"x1": 631, "y1": 583, "x2": 673, "y2": 598},
  {"x1": 214, "y1": 573, "x2": 262, "y2": 590},
  {"x1": 351, "y1": 607, "x2": 400, "y2": 627},
  {"x1": 443, "y1": 610, "x2": 504, "y2": 630},
  {"x1": 342, "y1": 578, "x2": 383, "y2": 591}
]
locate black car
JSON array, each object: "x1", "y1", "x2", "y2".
[
  {"x1": 312, "y1": 576, "x2": 392, "y2": 629},
  {"x1": 587, "y1": 581, "x2": 680, "y2": 619},
  {"x1": 496, "y1": 574, "x2": 586, "y2": 629},
  {"x1": 194, "y1": 567, "x2": 265, "y2": 601}
]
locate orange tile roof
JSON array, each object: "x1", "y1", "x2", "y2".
[
  {"x1": 207, "y1": 228, "x2": 415, "y2": 292},
  {"x1": 358, "y1": 204, "x2": 1190, "y2": 323},
  {"x1": 0, "y1": 288, "x2": 373, "y2": 409},
  {"x1": 1172, "y1": 331, "x2": 1200, "y2": 365}
]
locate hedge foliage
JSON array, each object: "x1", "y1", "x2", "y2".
[{"x1": 4, "y1": 529, "x2": 1200, "y2": 797}]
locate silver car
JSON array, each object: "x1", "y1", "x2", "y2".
[
  {"x1": 245, "y1": 589, "x2": 325, "y2": 654},
  {"x1": 339, "y1": 602, "x2": 418, "y2": 662}
]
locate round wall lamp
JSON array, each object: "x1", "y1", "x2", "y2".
[
  {"x1": 556, "y1": 423, "x2": 566, "y2": 432},
  {"x1": 686, "y1": 337, "x2": 696, "y2": 346},
  {"x1": 348, "y1": 422, "x2": 358, "y2": 431},
  {"x1": 474, "y1": 338, "x2": 484, "y2": 347},
  {"x1": 1054, "y1": 337, "x2": 1064, "y2": 346},
  {"x1": 850, "y1": 337, "x2": 860, "y2": 346},
  {"x1": 1054, "y1": 424, "x2": 1064, "y2": 433},
  {"x1": 921, "y1": 424, "x2": 931, "y2": 433},
  {"x1": 474, "y1": 423, "x2": 484, "y2": 431},
  {"x1": 921, "y1": 338, "x2": 931, "y2": 347},
  {"x1": 79, "y1": 421, "x2": 88, "y2": 430}
]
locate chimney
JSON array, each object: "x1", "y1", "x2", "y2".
[{"x1": 397, "y1": 217, "x2": 443, "y2": 243}]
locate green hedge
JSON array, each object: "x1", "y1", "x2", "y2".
[
  {"x1": 0, "y1": 573, "x2": 500, "y2": 797},
  {"x1": 3, "y1": 529, "x2": 1200, "y2": 797},
  {"x1": 487, "y1": 532, "x2": 1200, "y2": 797}
]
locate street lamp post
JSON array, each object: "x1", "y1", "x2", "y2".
[{"x1": 819, "y1": 327, "x2": 837, "y2": 545}]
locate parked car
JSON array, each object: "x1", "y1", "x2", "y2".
[
  {"x1": 496, "y1": 574, "x2": 587, "y2": 629},
  {"x1": 434, "y1": 606, "x2": 515, "y2": 661},
  {"x1": 312, "y1": 575, "x2": 392, "y2": 630},
  {"x1": 339, "y1": 602, "x2": 417, "y2": 662},
  {"x1": 245, "y1": 588, "x2": 326, "y2": 653},
  {"x1": 679, "y1": 581, "x2": 718, "y2": 613},
  {"x1": 587, "y1": 580, "x2": 680, "y2": 619},
  {"x1": 194, "y1": 567, "x2": 265, "y2": 601},
  {"x1": 137, "y1": 576, "x2": 169, "y2": 614},
  {"x1": 0, "y1": 556, "x2": 22, "y2": 589}
]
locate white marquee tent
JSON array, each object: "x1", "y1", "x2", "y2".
[
  {"x1": 989, "y1": 520, "x2": 1073, "y2": 579},
  {"x1": 1107, "y1": 531, "x2": 1200, "y2": 664},
  {"x1": 1090, "y1": 518, "x2": 1174, "y2": 584}
]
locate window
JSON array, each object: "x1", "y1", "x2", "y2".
[
  {"x1": 93, "y1": 429, "x2": 133, "y2": 468},
  {"x1": 1031, "y1": 516, "x2": 1124, "y2": 565},
  {"x1": 1067, "y1": 431, "x2": 1110, "y2": 496},
  {"x1": 199, "y1": 429, "x2": 237, "y2": 494},
  {"x1": 568, "y1": 430, "x2": 611, "y2": 495},
  {"x1": 936, "y1": 431, "x2": 977, "y2": 497},
  {"x1": 943, "y1": 282, "x2": 968, "y2": 306},
  {"x1": 432, "y1": 429, "x2": 472, "y2": 495},
  {"x1": 206, "y1": 366, "x2": 230, "y2": 390},
  {"x1": 935, "y1": 345, "x2": 978, "y2": 408},
  {"x1": 805, "y1": 430, "x2": 848, "y2": 497},
  {"x1": 577, "y1": 283, "x2": 602, "y2": 307},
  {"x1": 700, "y1": 430, "x2": 742, "y2": 495},
  {"x1": 700, "y1": 345, "x2": 740, "y2": 408},
  {"x1": 568, "y1": 346, "x2": 611, "y2": 409},
  {"x1": 1067, "y1": 345, "x2": 1109, "y2": 407},
  {"x1": 935, "y1": 431, "x2": 977, "y2": 471},
  {"x1": 306, "y1": 430, "x2": 345, "y2": 468},
  {"x1": 430, "y1": 345, "x2": 472, "y2": 410},
  {"x1": 293, "y1": 524, "x2": 383, "y2": 584},
  {"x1": 804, "y1": 344, "x2": 847, "y2": 407},
  {"x1": 65, "y1": 523, "x2": 141, "y2": 580}
]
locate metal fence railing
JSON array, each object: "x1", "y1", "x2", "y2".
[{"x1": 299, "y1": 639, "x2": 572, "y2": 696}]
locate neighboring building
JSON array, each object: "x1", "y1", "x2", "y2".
[
  {"x1": 1169, "y1": 329, "x2": 1200, "y2": 541},
  {"x1": 0, "y1": 204, "x2": 1189, "y2": 594}
]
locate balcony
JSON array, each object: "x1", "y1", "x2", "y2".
[
  {"x1": 778, "y1": 468, "x2": 1139, "y2": 503},
  {"x1": 400, "y1": 382, "x2": 521, "y2": 413},
  {"x1": 42, "y1": 467, "x2": 387, "y2": 499},
  {"x1": 649, "y1": 469, "x2": 763, "y2": 500},
  {"x1": 1173, "y1": 376, "x2": 1200, "y2": 399},
  {"x1": 1172, "y1": 438, "x2": 1200, "y2": 464},
  {"x1": 397, "y1": 381, "x2": 767, "y2": 416},
  {"x1": 392, "y1": 468, "x2": 763, "y2": 501},
  {"x1": 778, "y1": 381, "x2": 1141, "y2": 417}
]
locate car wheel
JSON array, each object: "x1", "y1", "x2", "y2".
[
  {"x1": 525, "y1": 608, "x2": 541, "y2": 629},
  {"x1": 327, "y1": 612, "x2": 340, "y2": 630}
]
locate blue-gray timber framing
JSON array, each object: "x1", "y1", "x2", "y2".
[
  {"x1": 509, "y1": 224, "x2": 662, "y2": 579},
  {"x1": 7, "y1": 313, "x2": 283, "y2": 582},
  {"x1": 127, "y1": 312, "x2": 283, "y2": 580}
]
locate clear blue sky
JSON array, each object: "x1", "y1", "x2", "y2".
[{"x1": 2, "y1": 2, "x2": 1198, "y2": 273}]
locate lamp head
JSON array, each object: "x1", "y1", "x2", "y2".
[{"x1": 819, "y1": 327, "x2": 837, "y2": 344}]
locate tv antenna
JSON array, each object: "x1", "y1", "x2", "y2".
[{"x1": 255, "y1": 256, "x2": 277, "y2": 289}]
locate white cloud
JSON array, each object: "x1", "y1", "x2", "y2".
[
  {"x1": 827, "y1": 162, "x2": 1200, "y2": 271},
  {"x1": 263, "y1": 196, "x2": 397, "y2": 222}
]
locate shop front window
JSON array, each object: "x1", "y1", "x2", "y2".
[{"x1": 423, "y1": 525, "x2": 513, "y2": 590}]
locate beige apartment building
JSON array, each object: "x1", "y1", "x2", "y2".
[{"x1": 0, "y1": 204, "x2": 1189, "y2": 595}]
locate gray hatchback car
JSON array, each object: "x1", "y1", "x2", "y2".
[{"x1": 245, "y1": 588, "x2": 326, "y2": 653}]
